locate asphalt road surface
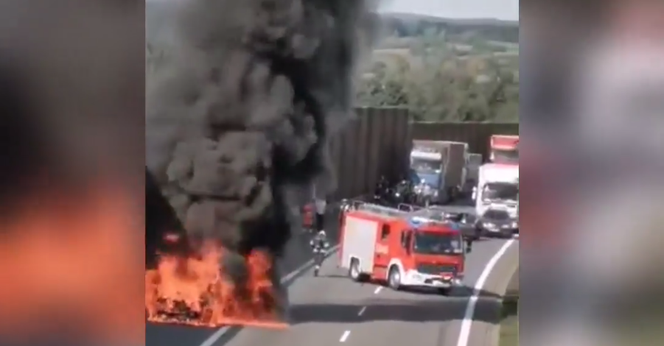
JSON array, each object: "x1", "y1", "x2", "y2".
[{"x1": 147, "y1": 208, "x2": 519, "y2": 346}]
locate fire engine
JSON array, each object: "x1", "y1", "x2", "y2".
[{"x1": 338, "y1": 202, "x2": 472, "y2": 294}]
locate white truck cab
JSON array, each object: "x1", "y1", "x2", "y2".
[{"x1": 474, "y1": 163, "x2": 519, "y2": 218}]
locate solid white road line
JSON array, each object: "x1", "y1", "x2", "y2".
[
  {"x1": 199, "y1": 327, "x2": 232, "y2": 346},
  {"x1": 357, "y1": 306, "x2": 367, "y2": 316},
  {"x1": 373, "y1": 286, "x2": 382, "y2": 294},
  {"x1": 455, "y1": 239, "x2": 516, "y2": 346},
  {"x1": 339, "y1": 330, "x2": 351, "y2": 342},
  {"x1": 198, "y1": 245, "x2": 340, "y2": 346}
]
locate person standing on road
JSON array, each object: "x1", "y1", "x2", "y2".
[
  {"x1": 314, "y1": 196, "x2": 327, "y2": 232},
  {"x1": 310, "y1": 194, "x2": 329, "y2": 276}
]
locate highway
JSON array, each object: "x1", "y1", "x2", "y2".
[{"x1": 146, "y1": 209, "x2": 519, "y2": 346}]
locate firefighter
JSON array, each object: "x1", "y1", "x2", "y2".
[
  {"x1": 309, "y1": 196, "x2": 329, "y2": 276},
  {"x1": 309, "y1": 229, "x2": 329, "y2": 252},
  {"x1": 309, "y1": 229, "x2": 329, "y2": 276}
]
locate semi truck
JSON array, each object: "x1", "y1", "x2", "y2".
[
  {"x1": 409, "y1": 140, "x2": 469, "y2": 204},
  {"x1": 466, "y1": 153, "x2": 483, "y2": 191},
  {"x1": 337, "y1": 202, "x2": 472, "y2": 294},
  {"x1": 489, "y1": 135, "x2": 519, "y2": 163}
]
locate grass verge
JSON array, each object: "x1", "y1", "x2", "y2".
[
  {"x1": 499, "y1": 296, "x2": 518, "y2": 346},
  {"x1": 499, "y1": 268, "x2": 519, "y2": 346}
]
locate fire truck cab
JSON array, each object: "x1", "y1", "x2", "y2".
[{"x1": 338, "y1": 203, "x2": 472, "y2": 294}]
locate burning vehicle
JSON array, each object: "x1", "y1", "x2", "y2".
[
  {"x1": 145, "y1": 169, "x2": 287, "y2": 328},
  {"x1": 144, "y1": 0, "x2": 379, "y2": 329}
]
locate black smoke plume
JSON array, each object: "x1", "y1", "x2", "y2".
[
  {"x1": 145, "y1": 168, "x2": 192, "y2": 269},
  {"x1": 0, "y1": 60, "x2": 45, "y2": 213},
  {"x1": 145, "y1": 0, "x2": 380, "y2": 289}
]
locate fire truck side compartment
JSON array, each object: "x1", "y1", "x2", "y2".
[{"x1": 340, "y1": 214, "x2": 378, "y2": 273}]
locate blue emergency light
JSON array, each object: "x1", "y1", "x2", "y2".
[
  {"x1": 407, "y1": 216, "x2": 427, "y2": 228},
  {"x1": 408, "y1": 216, "x2": 460, "y2": 232}
]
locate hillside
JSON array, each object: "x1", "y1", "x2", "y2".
[
  {"x1": 147, "y1": 6, "x2": 519, "y2": 47},
  {"x1": 381, "y1": 12, "x2": 519, "y2": 44},
  {"x1": 145, "y1": 5, "x2": 519, "y2": 122}
]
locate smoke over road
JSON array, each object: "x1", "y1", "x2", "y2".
[{"x1": 145, "y1": 0, "x2": 380, "y2": 325}]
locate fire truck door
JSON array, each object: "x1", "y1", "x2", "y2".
[{"x1": 374, "y1": 223, "x2": 391, "y2": 270}]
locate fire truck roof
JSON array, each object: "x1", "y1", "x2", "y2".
[
  {"x1": 352, "y1": 203, "x2": 460, "y2": 232},
  {"x1": 407, "y1": 216, "x2": 460, "y2": 232}
]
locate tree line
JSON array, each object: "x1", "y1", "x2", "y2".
[
  {"x1": 147, "y1": 24, "x2": 519, "y2": 123},
  {"x1": 355, "y1": 28, "x2": 519, "y2": 123}
]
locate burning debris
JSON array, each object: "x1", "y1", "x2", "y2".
[
  {"x1": 145, "y1": 235, "x2": 281, "y2": 328},
  {"x1": 145, "y1": 0, "x2": 380, "y2": 328}
]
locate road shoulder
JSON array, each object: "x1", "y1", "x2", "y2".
[
  {"x1": 497, "y1": 292, "x2": 518, "y2": 346},
  {"x1": 445, "y1": 240, "x2": 519, "y2": 346}
]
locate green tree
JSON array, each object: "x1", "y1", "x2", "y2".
[{"x1": 356, "y1": 33, "x2": 519, "y2": 123}]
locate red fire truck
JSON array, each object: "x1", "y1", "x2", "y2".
[{"x1": 338, "y1": 202, "x2": 472, "y2": 294}]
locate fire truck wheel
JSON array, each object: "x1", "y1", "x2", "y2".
[
  {"x1": 349, "y1": 259, "x2": 363, "y2": 282},
  {"x1": 388, "y1": 266, "x2": 401, "y2": 290}
]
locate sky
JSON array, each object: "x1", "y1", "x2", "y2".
[
  {"x1": 146, "y1": 0, "x2": 520, "y2": 22},
  {"x1": 379, "y1": 0, "x2": 519, "y2": 21}
]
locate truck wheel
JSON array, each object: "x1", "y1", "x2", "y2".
[
  {"x1": 437, "y1": 287, "x2": 451, "y2": 295},
  {"x1": 388, "y1": 266, "x2": 401, "y2": 290},
  {"x1": 349, "y1": 259, "x2": 362, "y2": 282}
]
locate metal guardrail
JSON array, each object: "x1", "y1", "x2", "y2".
[
  {"x1": 397, "y1": 203, "x2": 423, "y2": 212},
  {"x1": 339, "y1": 198, "x2": 367, "y2": 212}
]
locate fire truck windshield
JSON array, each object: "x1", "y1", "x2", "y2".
[{"x1": 412, "y1": 231, "x2": 463, "y2": 255}]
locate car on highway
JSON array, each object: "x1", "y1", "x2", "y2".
[
  {"x1": 413, "y1": 205, "x2": 479, "y2": 241},
  {"x1": 475, "y1": 207, "x2": 518, "y2": 238}
]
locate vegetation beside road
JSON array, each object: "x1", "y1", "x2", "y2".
[
  {"x1": 499, "y1": 269, "x2": 519, "y2": 346},
  {"x1": 146, "y1": 4, "x2": 519, "y2": 124},
  {"x1": 357, "y1": 13, "x2": 519, "y2": 123}
]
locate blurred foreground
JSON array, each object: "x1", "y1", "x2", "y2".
[
  {"x1": 0, "y1": 1, "x2": 143, "y2": 344},
  {"x1": 522, "y1": 1, "x2": 664, "y2": 345},
  {"x1": 0, "y1": 181, "x2": 144, "y2": 345}
]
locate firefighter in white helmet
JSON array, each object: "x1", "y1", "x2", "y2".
[{"x1": 309, "y1": 197, "x2": 329, "y2": 276}]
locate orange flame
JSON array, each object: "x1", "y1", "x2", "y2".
[{"x1": 146, "y1": 239, "x2": 288, "y2": 329}]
